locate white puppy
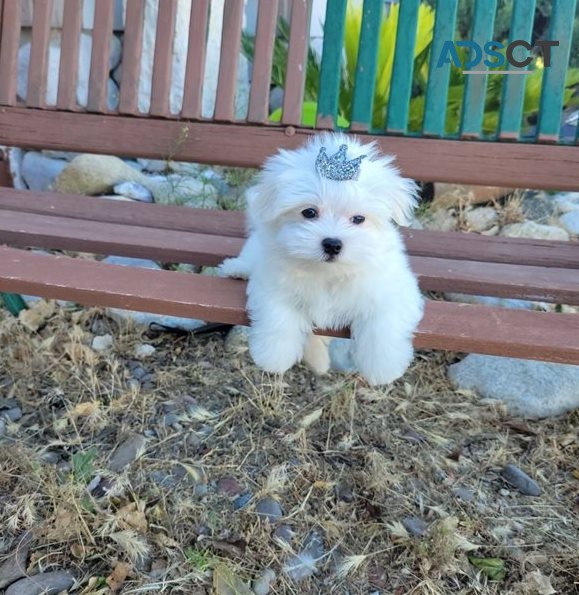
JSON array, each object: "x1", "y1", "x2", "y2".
[{"x1": 219, "y1": 133, "x2": 423, "y2": 385}]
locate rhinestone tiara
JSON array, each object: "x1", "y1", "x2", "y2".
[{"x1": 315, "y1": 144, "x2": 366, "y2": 181}]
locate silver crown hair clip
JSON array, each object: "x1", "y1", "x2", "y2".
[{"x1": 315, "y1": 144, "x2": 366, "y2": 181}]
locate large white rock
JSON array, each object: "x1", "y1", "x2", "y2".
[
  {"x1": 501, "y1": 221, "x2": 569, "y2": 242},
  {"x1": 18, "y1": 30, "x2": 121, "y2": 108},
  {"x1": 553, "y1": 192, "x2": 579, "y2": 214},
  {"x1": 21, "y1": 151, "x2": 68, "y2": 191},
  {"x1": 559, "y1": 211, "x2": 579, "y2": 236},
  {"x1": 448, "y1": 355, "x2": 579, "y2": 418},
  {"x1": 464, "y1": 207, "x2": 499, "y2": 232}
]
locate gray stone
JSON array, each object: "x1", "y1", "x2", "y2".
[
  {"x1": 0, "y1": 532, "x2": 33, "y2": 589},
  {"x1": 137, "y1": 158, "x2": 169, "y2": 173},
  {"x1": 42, "y1": 150, "x2": 80, "y2": 161},
  {"x1": 553, "y1": 192, "x2": 579, "y2": 214},
  {"x1": 256, "y1": 497, "x2": 283, "y2": 522},
  {"x1": 91, "y1": 334, "x2": 113, "y2": 352},
  {"x1": 148, "y1": 174, "x2": 218, "y2": 207},
  {"x1": 233, "y1": 492, "x2": 252, "y2": 510},
  {"x1": 113, "y1": 181, "x2": 153, "y2": 203},
  {"x1": 402, "y1": 516, "x2": 427, "y2": 537},
  {"x1": 107, "y1": 434, "x2": 147, "y2": 472},
  {"x1": 448, "y1": 355, "x2": 579, "y2": 418},
  {"x1": 252, "y1": 568, "x2": 276, "y2": 595},
  {"x1": 108, "y1": 308, "x2": 206, "y2": 332},
  {"x1": 21, "y1": 152, "x2": 67, "y2": 191},
  {"x1": 501, "y1": 464, "x2": 541, "y2": 496},
  {"x1": 39, "y1": 452, "x2": 60, "y2": 465},
  {"x1": 521, "y1": 191, "x2": 556, "y2": 223},
  {"x1": 269, "y1": 87, "x2": 284, "y2": 113},
  {"x1": 421, "y1": 209, "x2": 458, "y2": 232},
  {"x1": 453, "y1": 486, "x2": 475, "y2": 503},
  {"x1": 5, "y1": 571, "x2": 75, "y2": 595},
  {"x1": 2, "y1": 407, "x2": 22, "y2": 422},
  {"x1": 135, "y1": 344, "x2": 156, "y2": 359},
  {"x1": 501, "y1": 221, "x2": 569, "y2": 242},
  {"x1": 273, "y1": 525, "x2": 295, "y2": 545},
  {"x1": 445, "y1": 293, "x2": 551, "y2": 312},
  {"x1": 465, "y1": 207, "x2": 498, "y2": 232},
  {"x1": 559, "y1": 211, "x2": 579, "y2": 236},
  {"x1": 217, "y1": 476, "x2": 243, "y2": 497},
  {"x1": 0, "y1": 419, "x2": 6, "y2": 437},
  {"x1": 329, "y1": 338, "x2": 356, "y2": 372},
  {"x1": 102, "y1": 256, "x2": 160, "y2": 270}
]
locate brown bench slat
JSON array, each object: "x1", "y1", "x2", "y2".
[
  {"x1": 2, "y1": 208, "x2": 579, "y2": 303},
  {"x1": 0, "y1": 209, "x2": 245, "y2": 267},
  {"x1": 0, "y1": 246, "x2": 578, "y2": 364},
  {"x1": 1, "y1": 188, "x2": 577, "y2": 269},
  {"x1": 2, "y1": 108, "x2": 579, "y2": 191}
]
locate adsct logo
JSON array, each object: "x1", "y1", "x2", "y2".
[{"x1": 436, "y1": 40, "x2": 559, "y2": 74}]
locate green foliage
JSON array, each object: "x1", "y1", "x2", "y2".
[
  {"x1": 72, "y1": 447, "x2": 97, "y2": 484},
  {"x1": 469, "y1": 556, "x2": 507, "y2": 581},
  {"x1": 242, "y1": 0, "x2": 579, "y2": 136}
]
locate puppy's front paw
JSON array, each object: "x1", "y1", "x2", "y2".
[
  {"x1": 351, "y1": 337, "x2": 414, "y2": 386},
  {"x1": 218, "y1": 257, "x2": 249, "y2": 280},
  {"x1": 249, "y1": 328, "x2": 306, "y2": 373}
]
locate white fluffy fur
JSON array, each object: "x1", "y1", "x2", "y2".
[{"x1": 219, "y1": 133, "x2": 424, "y2": 385}]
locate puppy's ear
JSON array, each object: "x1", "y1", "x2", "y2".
[
  {"x1": 246, "y1": 182, "x2": 277, "y2": 228},
  {"x1": 387, "y1": 176, "x2": 419, "y2": 226}
]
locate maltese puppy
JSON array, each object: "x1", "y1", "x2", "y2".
[{"x1": 219, "y1": 133, "x2": 423, "y2": 385}]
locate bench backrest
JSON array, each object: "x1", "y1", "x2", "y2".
[{"x1": 0, "y1": 0, "x2": 578, "y2": 189}]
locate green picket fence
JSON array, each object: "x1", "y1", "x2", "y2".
[{"x1": 316, "y1": 0, "x2": 578, "y2": 142}]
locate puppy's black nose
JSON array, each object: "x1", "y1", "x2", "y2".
[{"x1": 322, "y1": 237, "x2": 343, "y2": 256}]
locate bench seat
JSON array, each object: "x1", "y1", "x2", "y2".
[{"x1": 0, "y1": 188, "x2": 578, "y2": 365}]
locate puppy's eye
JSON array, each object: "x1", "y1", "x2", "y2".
[
  {"x1": 351, "y1": 215, "x2": 365, "y2": 225},
  {"x1": 301, "y1": 208, "x2": 319, "y2": 219}
]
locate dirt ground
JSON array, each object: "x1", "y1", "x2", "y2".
[{"x1": 0, "y1": 302, "x2": 578, "y2": 594}]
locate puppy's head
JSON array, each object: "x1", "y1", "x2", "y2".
[{"x1": 247, "y1": 133, "x2": 417, "y2": 267}]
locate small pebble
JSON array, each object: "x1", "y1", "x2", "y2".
[
  {"x1": 501, "y1": 464, "x2": 541, "y2": 496},
  {"x1": 39, "y1": 451, "x2": 61, "y2": 465},
  {"x1": 113, "y1": 181, "x2": 153, "y2": 202},
  {"x1": 135, "y1": 344, "x2": 156, "y2": 359},
  {"x1": 274, "y1": 524, "x2": 295, "y2": 545},
  {"x1": 402, "y1": 516, "x2": 427, "y2": 537},
  {"x1": 217, "y1": 476, "x2": 243, "y2": 497},
  {"x1": 499, "y1": 488, "x2": 511, "y2": 497},
  {"x1": 91, "y1": 334, "x2": 113, "y2": 352},
  {"x1": 253, "y1": 568, "x2": 276, "y2": 595},
  {"x1": 255, "y1": 497, "x2": 283, "y2": 522},
  {"x1": 233, "y1": 492, "x2": 252, "y2": 510},
  {"x1": 107, "y1": 434, "x2": 146, "y2": 472},
  {"x1": 5, "y1": 570, "x2": 75, "y2": 595},
  {"x1": 453, "y1": 486, "x2": 475, "y2": 503},
  {"x1": 2, "y1": 407, "x2": 22, "y2": 422},
  {"x1": 0, "y1": 531, "x2": 33, "y2": 589},
  {"x1": 334, "y1": 481, "x2": 354, "y2": 503}
]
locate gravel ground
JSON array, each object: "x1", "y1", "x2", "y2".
[{"x1": 0, "y1": 302, "x2": 578, "y2": 594}]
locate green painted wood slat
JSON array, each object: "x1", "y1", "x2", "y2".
[
  {"x1": 460, "y1": 0, "x2": 497, "y2": 138},
  {"x1": 423, "y1": 0, "x2": 458, "y2": 136},
  {"x1": 316, "y1": 0, "x2": 347, "y2": 129},
  {"x1": 386, "y1": 0, "x2": 420, "y2": 133},
  {"x1": 350, "y1": 0, "x2": 383, "y2": 130},
  {"x1": 537, "y1": 0, "x2": 577, "y2": 142},
  {"x1": 498, "y1": 0, "x2": 537, "y2": 140}
]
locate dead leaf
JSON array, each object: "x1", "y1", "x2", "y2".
[
  {"x1": 18, "y1": 300, "x2": 56, "y2": 332},
  {"x1": 71, "y1": 402, "x2": 100, "y2": 417},
  {"x1": 106, "y1": 561, "x2": 132, "y2": 592},
  {"x1": 213, "y1": 563, "x2": 252, "y2": 595},
  {"x1": 116, "y1": 502, "x2": 148, "y2": 533}
]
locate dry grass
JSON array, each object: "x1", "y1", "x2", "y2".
[{"x1": 0, "y1": 303, "x2": 578, "y2": 594}]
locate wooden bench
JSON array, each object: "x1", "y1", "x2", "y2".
[
  {"x1": 0, "y1": 187, "x2": 578, "y2": 364},
  {"x1": 0, "y1": 0, "x2": 578, "y2": 366}
]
